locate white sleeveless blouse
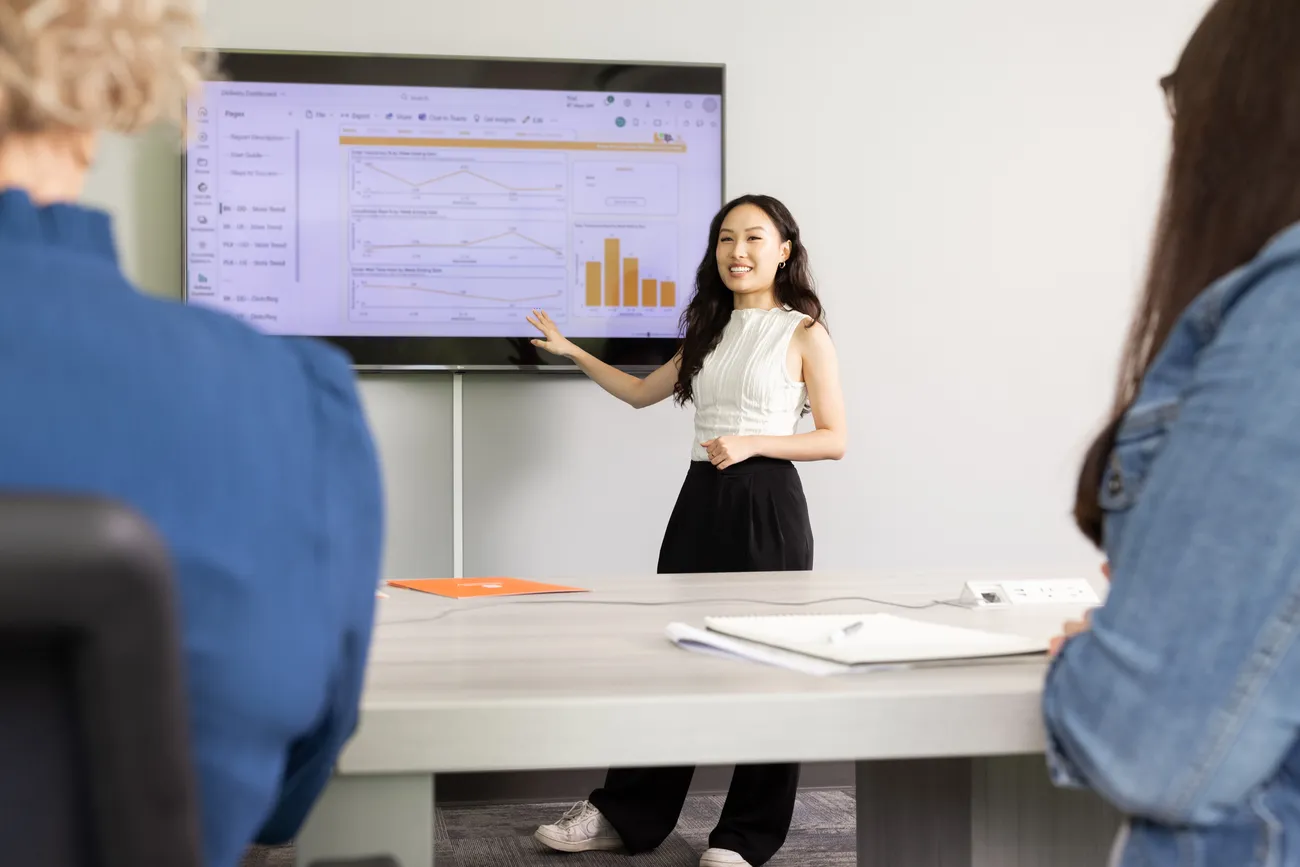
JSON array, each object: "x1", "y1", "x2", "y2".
[{"x1": 690, "y1": 306, "x2": 811, "y2": 461}]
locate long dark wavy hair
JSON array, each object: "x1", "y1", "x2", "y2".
[
  {"x1": 673, "y1": 194, "x2": 825, "y2": 406},
  {"x1": 1073, "y1": 0, "x2": 1300, "y2": 547}
]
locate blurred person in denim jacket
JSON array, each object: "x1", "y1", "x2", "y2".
[{"x1": 1043, "y1": 1, "x2": 1300, "y2": 864}]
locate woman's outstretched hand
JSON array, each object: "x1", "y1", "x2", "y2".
[{"x1": 527, "y1": 309, "x2": 578, "y2": 358}]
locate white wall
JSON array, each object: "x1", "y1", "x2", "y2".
[{"x1": 85, "y1": 0, "x2": 1209, "y2": 584}]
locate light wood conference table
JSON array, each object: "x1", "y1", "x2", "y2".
[{"x1": 295, "y1": 571, "x2": 1120, "y2": 866}]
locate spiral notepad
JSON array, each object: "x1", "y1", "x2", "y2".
[{"x1": 702, "y1": 613, "x2": 1048, "y2": 666}]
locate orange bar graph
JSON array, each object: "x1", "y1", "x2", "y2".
[
  {"x1": 585, "y1": 261, "x2": 601, "y2": 306},
  {"x1": 623, "y1": 258, "x2": 639, "y2": 306},
  {"x1": 603, "y1": 238, "x2": 620, "y2": 306},
  {"x1": 584, "y1": 235, "x2": 675, "y2": 309}
]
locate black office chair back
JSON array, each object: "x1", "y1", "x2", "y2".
[{"x1": 0, "y1": 494, "x2": 201, "y2": 867}]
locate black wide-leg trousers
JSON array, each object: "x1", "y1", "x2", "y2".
[{"x1": 589, "y1": 457, "x2": 814, "y2": 867}]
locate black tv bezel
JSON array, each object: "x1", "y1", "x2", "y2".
[{"x1": 183, "y1": 48, "x2": 725, "y2": 373}]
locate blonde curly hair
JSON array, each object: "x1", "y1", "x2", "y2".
[{"x1": 0, "y1": 0, "x2": 216, "y2": 137}]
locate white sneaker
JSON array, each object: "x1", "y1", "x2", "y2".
[
  {"x1": 534, "y1": 800, "x2": 624, "y2": 852},
  {"x1": 700, "y1": 848, "x2": 753, "y2": 866}
]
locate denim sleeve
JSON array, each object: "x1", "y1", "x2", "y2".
[
  {"x1": 256, "y1": 341, "x2": 385, "y2": 843},
  {"x1": 1042, "y1": 264, "x2": 1300, "y2": 825}
]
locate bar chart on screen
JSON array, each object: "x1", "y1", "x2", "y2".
[{"x1": 574, "y1": 222, "x2": 679, "y2": 314}]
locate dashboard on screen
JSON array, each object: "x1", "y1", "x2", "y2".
[{"x1": 182, "y1": 50, "x2": 725, "y2": 371}]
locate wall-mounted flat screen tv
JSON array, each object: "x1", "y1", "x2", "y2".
[{"x1": 182, "y1": 49, "x2": 725, "y2": 371}]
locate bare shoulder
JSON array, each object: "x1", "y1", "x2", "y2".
[{"x1": 792, "y1": 317, "x2": 835, "y2": 355}]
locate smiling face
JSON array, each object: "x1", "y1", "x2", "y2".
[{"x1": 715, "y1": 203, "x2": 792, "y2": 300}]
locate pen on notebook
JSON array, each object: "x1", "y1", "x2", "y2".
[{"x1": 829, "y1": 620, "x2": 864, "y2": 643}]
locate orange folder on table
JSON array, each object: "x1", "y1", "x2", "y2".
[{"x1": 386, "y1": 577, "x2": 588, "y2": 599}]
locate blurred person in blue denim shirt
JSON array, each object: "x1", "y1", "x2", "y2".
[
  {"x1": 0, "y1": 2, "x2": 383, "y2": 866},
  {"x1": 1042, "y1": 1, "x2": 1300, "y2": 864}
]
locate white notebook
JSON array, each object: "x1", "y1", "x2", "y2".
[{"x1": 702, "y1": 613, "x2": 1049, "y2": 666}]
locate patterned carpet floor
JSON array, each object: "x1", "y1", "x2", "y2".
[{"x1": 243, "y1": 789, "x2": 856, "y2": 866}]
